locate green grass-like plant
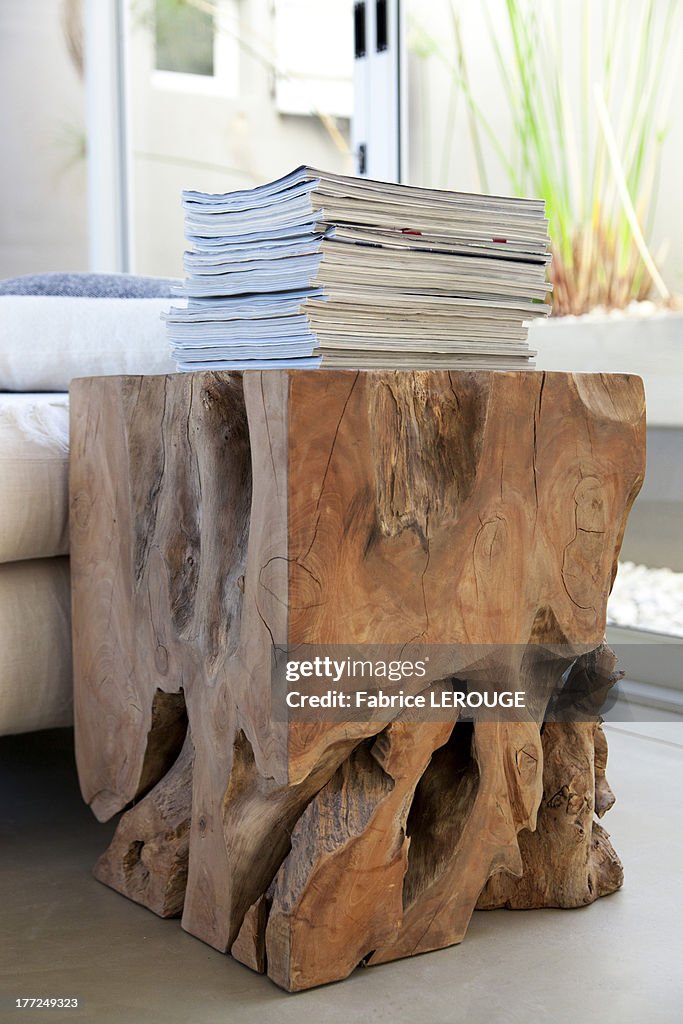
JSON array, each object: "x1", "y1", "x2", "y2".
[{"x1": 410, "y1": 0, "x2": 680, "y2": 314}]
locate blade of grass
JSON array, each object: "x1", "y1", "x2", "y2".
[
  {"x1": 594, "y1": 84, "x2": 670, "y2": 302},
  {"x1": 415, "y1": 16, "x2": 518, "y2": 184},
  {"x1": 451, "y1": 4, "x2": 490, "y2": 193},
  {"x1": 580, "y1": 0, "x2": 591, "y2": 222}
]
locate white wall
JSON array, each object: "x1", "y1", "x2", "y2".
[
  {"x1": 0, "y1": 0, "x2": 88, "y2": 277},
  {"x1": 126, "y1": 0, "x2": 353, "y2": 277}
]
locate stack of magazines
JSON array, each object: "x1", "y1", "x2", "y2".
[{"x1": 165, "y1": 167, "x2": 551, "y2": 371}]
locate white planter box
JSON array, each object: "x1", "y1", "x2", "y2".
[{"x1": 529, "y1": 311, "x2": 683, "y2": 427}]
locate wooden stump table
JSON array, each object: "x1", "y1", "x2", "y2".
[{"x1": 69, "y1": 369, "x2": 645, "y2": 991}]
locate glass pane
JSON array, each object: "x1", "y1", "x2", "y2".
[
  {"x1": 125, "y1": 0, "x2": 354, "y2": 277},
  {"x1": 154, "y1": 0, "x2": 215, "y2": 76}
]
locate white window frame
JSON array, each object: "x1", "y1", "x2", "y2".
[
  {"x1": 150, "y1": 0, "x2": 240, "y2": 98},
  {"x1": 351, "y1": 0, "x2": 407, "y2": 182},
  {"x1": 84, "y1": 0, "x2": 131, "y2": 271}
]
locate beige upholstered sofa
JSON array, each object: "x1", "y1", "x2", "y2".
[
  {"x1": 0, "y1": 274, "x2": 179, "y2": 735},
  {"x1": 0, "y1": 394, "x2": 72, "y2": 733}
]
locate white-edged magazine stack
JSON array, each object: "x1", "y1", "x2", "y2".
[{"x1": 166, "y1": 167, "x2": 552, "y2": 371}]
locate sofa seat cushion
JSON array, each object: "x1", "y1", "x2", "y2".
[
  {"x1": 0, "y1": 393, "x2": 69, "y2": 563},
  {"x1": 0, "y1": 557, "x2": 72, "y2": 735}
]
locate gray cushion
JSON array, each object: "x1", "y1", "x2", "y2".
[{"x1": 0, "y1": 272, "x2": 180, "y2": 299}]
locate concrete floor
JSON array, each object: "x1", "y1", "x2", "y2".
[{"x1": 1, "y1": 724, "x2": 682, "y2": 1024}]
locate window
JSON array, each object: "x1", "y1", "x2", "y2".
[
  {"x1": 154, "y1": 0, "x2": 215, "y2": 77},
  {"x1": 274, "y1": 0, "x2": 353, "y2": 118}
]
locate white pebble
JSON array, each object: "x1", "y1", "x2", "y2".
[{"x1": 607, "y1": 561, "x2": 683, "y2": 637}]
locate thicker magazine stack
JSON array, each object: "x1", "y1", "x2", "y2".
[{"x1": 165, "y1": 167, "x2": 552, "y2": 370}]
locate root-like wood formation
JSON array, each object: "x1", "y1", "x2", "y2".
[{"x1": 70, "y1": 369, "x2": 644, "y2": 990}]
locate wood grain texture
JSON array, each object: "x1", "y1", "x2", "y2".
[
  {"x1": 93, "y1": 736, "x2": 193, "y2": 917},
  {"x1": 70, "y1": 369, "x2": 645, "y2": 991}
]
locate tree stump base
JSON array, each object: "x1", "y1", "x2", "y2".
[{"x1": 70, "y1": 369, "x2": 645, "y2": 991}]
